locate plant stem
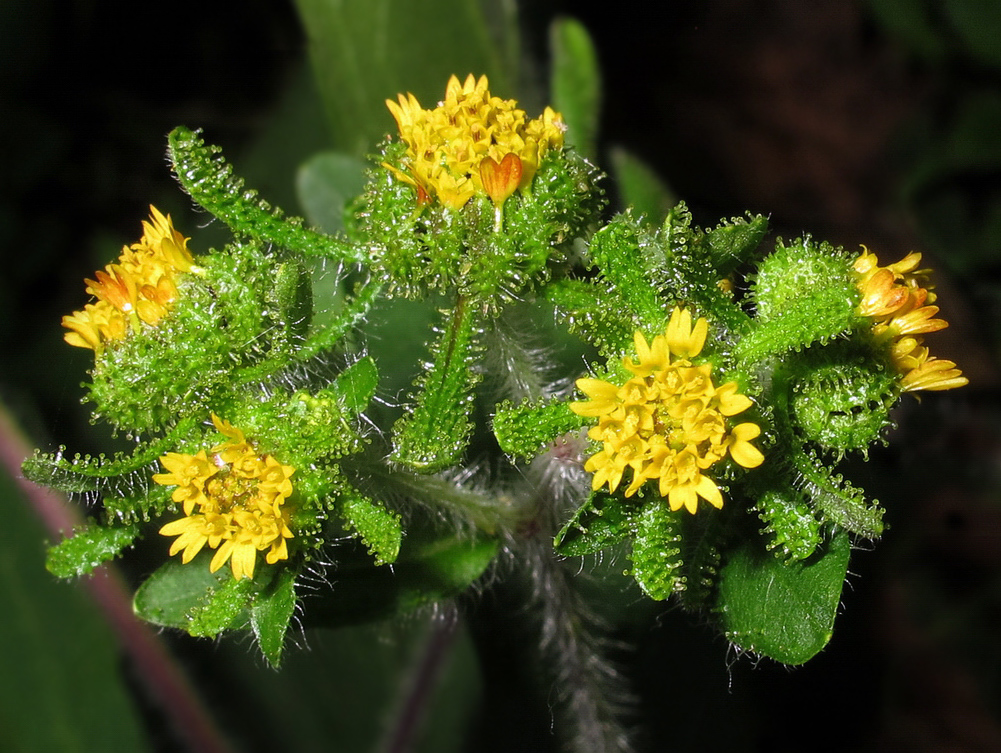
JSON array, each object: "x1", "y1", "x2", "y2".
[
  {"x1": 380, "y1": 604, "x2": 460, "y2": 753},
  {"x1": 517, "y1": 537, "x2": 635, "y2": 753}
]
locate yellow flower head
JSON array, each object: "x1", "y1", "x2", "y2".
[
  {"x1": 155, "y1": 414, "x2": 295, "y2": 580},
  {"x1": 570, "y1": 308, "x2": 764, "y2": 514},
  {"x1": 854, "y1": 247, "x2": 967, "y2": 392},
  {"x1": 385, "y1": 74, "x2": 566, "y2": 209},
  {"x1": 62, "y1": 206, "x2": 197, "y2": 352}
]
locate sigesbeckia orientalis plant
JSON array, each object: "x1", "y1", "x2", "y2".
[{"x1": 25, "y1": 71, "x2": 965, "y2": 712}]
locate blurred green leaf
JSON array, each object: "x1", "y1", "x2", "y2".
[
  {"x1": 608, "y1": 146, "x2": 676, "y2": 224},
  {"x1": 0, "y1": 471, "x2": 151, "y2": 752},
  {"x1": 867, "y1": 0, "x2": 946, "y2": 61},
  {"x1": 716, "y1": 528, "x2": 851, "y2": 665},
  {"x1": 550, "y1": 16, "x2": 601, "y2": 161},
  {"x1": 295, "y1": 0, "x2": 520, "y2": 155},
  {"x1": 943, "y1": 0, "x2": 1001, "y2": 68},
  {"x1": 297, "y1": 151, "x2": 368, "y2": 234}
]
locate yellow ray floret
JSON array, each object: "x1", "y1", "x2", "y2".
[
  {"x1": 570, "y1": 308, "x2": 763, "y2": 514},
  {"x1": 155, "y1": 414, "x2": 295, "y2": 580},
  {"x1": 62, "y1": 206, "x2": 197, "y2": 352},
  {"x1": 385, "y1": 74, "x2": 565, "y2": 209},
  {"x1": 854, "y1": 247, "x2": 967, "y2": 392}
]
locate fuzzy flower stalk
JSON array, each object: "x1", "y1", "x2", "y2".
[{"x1": 571, "y1": 308, "x2": 764, "y2": 514}]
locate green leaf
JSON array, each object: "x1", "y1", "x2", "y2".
[
  {"x1": 133, "y1": 555, "x2": 253, "y2": 634},
  {"x1": 554, "y1": 492, "x2": 636, "y2": 557},
  {"x1": 341, "y1": 489, "x2": 403, "y2": 565},
  {"x1": 306, "y1": 533, "x2": 499, "y2": 628},
  {"x1": 294, "y1": 0, "x2": 520, "y2": 156},
  {"x1": 392, "y1": 298, "x2": 483, "y2": 472},
  {"x1": 251, "y1": 567, "x2": 298, "y2": 668},
  {"x1": 296, "y1": 151, "x2": 368, "y2": 234},
  {"x1": 336, "y1": 355, "x2": 380, "y2": 415},
  {"x1": 550, "y1": 16, "x2": 601, "y2": 161},
  {"x1": 46, "y1": 523, "x2": 140, "y2": 578},
  {"x1": 716, "y1": 528, "x2": 851, "y2": 665},
  {"x1": 608, "y1": 146, "x2": 676, "y2": 224},
  {"x1": 629, "y1": 500, "x2": 684, "y2": 600}
]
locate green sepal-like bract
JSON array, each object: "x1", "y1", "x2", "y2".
[
  {"x1": 22, "y1": 416, "x2": 198, "y2": 496},
  {"x1": 628, "y1": 500, "x2": 685, "y2": 600},
  {"x1": 736, "y1": 237, "x2": 863, "y2": 368},
  {"x1": 337, "y1": 480, "x2": 404, "y2": 566},
  {"x1": 391, "y1": 297, "x2": 484, "y2": 471}
]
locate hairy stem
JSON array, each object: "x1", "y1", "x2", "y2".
[{"x1": 516, "y1": 537, "x2": 635, "y2": 753}]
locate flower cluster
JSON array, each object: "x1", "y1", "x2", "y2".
[
  {"x1": 570, "y1": 308, "x2": 764, "y2": 514},
  {"x1": 155, "y1": 415, "x2": 295, "y2": 580},
  {"x1": 385, "y1": 74, "x2": 565, "y2": 208},
  {"x1": 62, "y1": 206, "x2": 197, "y2": 351},
  {"x1": 854, "y1": 248, "x2": 967, "y2": 392}
]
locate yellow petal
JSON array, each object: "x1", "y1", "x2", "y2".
[
  {"x1": 695, "y1": 475, "x2": 724, "y2": 509},
  {"x1": 715, "y1": 382, "x2": 753, "y2": 416}
]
